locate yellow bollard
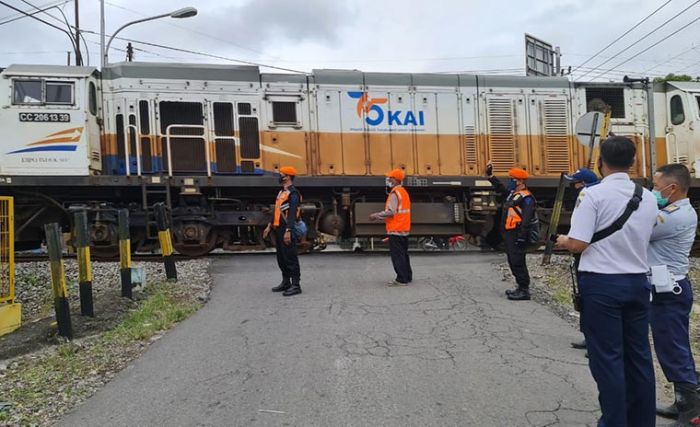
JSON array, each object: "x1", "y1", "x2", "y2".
[{"x1": 45, "y1": 222, "x2": 72, "y2": 339}]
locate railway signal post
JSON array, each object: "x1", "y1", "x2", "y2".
[
  {"x1": 118, "y1": 209, "x2": 132, "y2": 299},
  {"x1": 155, "y1": 203, "x2": 177, "y2": 282},
  {"x1": 74, "y1": 210, "x2": 94, "y2": 316},
  {"x1": 45, "y1": 222, "x2": 73, "y2": 339}
]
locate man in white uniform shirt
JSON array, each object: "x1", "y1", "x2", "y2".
[{"x1": 555, "y1": 136, "x2": 658, "y2": 427}]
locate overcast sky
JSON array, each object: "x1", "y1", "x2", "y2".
[{"x1": 1, "y1": 0, "x2": 699, "y2": 81}]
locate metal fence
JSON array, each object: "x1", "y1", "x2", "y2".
[{"x1": 0, "y1": 197, "x2": 14, "y2": 304}]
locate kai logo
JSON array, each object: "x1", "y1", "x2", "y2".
[{"x1": 348, "y1": 92, "x2": 425, "y2": 127}]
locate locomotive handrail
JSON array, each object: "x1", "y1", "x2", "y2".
[
  {"x1": 124, "y1": 124, "x2": 142, "y2": 177},
  {"x1": 634, "y1": 125, "x2": 648, "y2": 178},
  {"x1": 666, "y1": 131, "x2": 678, "y2": 163},
  {"x1": 165, "y1": 124, "x2": 210, "y2": 178}
]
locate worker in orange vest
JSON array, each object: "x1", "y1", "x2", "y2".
[
  {"x1": 263, "y1": 166, "x2": 303, "y2": 297},
  {"x1": 369, "y1": 168, "x2": 413, "y2": 286},
  {"x1": 486, "y1": 161, "x2": 537, "y2": 301}
]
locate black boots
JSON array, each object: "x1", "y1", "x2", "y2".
[
  {"x1": 659, "y1": 381, "x2": 700, "y2": 420},
  {"x1": 658, "y1": 383, "x2": 682, "y2": 420},
  {"x1": 273, "y1": 278, "x2": 301, "y2": 296},
  {"x1": 272, "y1": 278, "x2": 291, "y2": 292},
  {"x1": 283, "y1": 279, "x2": 302, "y2": 297},
  {"x1": 507, "y1": 288, "x2": 531, "y2": 301},
  {"x1": 664, "y1": 383, "x2": 700, "y2": 426}
]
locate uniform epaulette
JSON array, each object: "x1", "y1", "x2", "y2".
[{"x1": 662, "y1": 204, "x2": 680, "y2": 214}]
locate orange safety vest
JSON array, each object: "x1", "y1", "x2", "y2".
[
  {"x1": 273, "y1": 188, "x2": 302, "y2": 227},
  {"x1": 504, "y1": 189, "x2": 532, "y2": 231},
  {"x1": 385, "y1": 186, "x2": 411, "y2": 233}
]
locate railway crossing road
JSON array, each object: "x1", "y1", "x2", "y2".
[{"x1": 59, "y1": 252, "x2": 602, "y2": 426}]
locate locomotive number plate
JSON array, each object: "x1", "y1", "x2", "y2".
[{"x1": 19, "y1": 112, "x2": 71, "y2": 123}]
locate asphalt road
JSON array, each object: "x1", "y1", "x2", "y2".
[{"x1": 59, "y1": 252, "x2": 601, "y2": 426}]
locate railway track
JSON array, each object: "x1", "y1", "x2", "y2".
[{"x1": 13, "y1": 245, "x2": 578, "y2": 263}]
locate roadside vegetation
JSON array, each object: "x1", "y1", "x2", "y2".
[{"x1": 0, "y1": 260, "x2": 210, "y2": 426}]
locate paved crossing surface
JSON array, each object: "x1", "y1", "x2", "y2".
[{"x1": 60, "y1": 252, "x2": 601, "y2": 426}]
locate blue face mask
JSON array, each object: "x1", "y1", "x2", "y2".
[{"x1": 506, "y1": 179, "x2": 517, "y2": 192}]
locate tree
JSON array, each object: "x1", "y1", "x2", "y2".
[{"x1": 654, "y1": 73, "x2": 699, "y2": 83}]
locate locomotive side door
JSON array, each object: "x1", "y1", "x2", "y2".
[
  {"x1": 85, "y1": 76, "x2": 102, "y2": 173},
  {"x1": 209, "y1": 100, "x2": 237, "y2": 174},
  {"x1": 136, "y1": 100, "x2": 154, "y2": 173},
  {"x1": 665, "y1": 87, "x2": 695, "y2": 167}
]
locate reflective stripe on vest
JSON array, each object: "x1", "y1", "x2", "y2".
[
  {"x1": 504, "y1": 189, "x2": 532, "y2": 231},
  {"x1": 386, "y1": 186, "x2": 411, "y2": 233},
  {"x1": 273, "y1": 189, "x2": 302, "y2": 227}
]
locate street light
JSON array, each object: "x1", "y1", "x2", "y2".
[{"x1": 101, "y1": 6, "x2": 197, "y2": 68}]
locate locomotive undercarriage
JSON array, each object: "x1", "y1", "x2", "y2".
[
  {"x1": 3, "y1": 175, "x2": 634, "y2": 257},
  {"x1": 6, "y1": 176, "x2": 644, "y2": 258}
]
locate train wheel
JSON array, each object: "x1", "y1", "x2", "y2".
[
  {"x1": 90, "y1": 221, "x2": 119, "y2": 259},
  {"x1": 172, "y1": 221, "x2": 218, "y2": 257}
]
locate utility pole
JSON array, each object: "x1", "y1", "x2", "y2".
[
  {"x1": 74, "y1": 0, "x2": 81, "y2": 65},
  {"x1": 100, "y1": 0, "x2": 105, "y2": 70},
  {"x1": 67, "y1": 51, "x2": 71, "y2": 66}
]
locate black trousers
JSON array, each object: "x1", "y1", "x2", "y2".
[
  {"x1": 274, "y1": 229, "x2": 300, "y2": 282},
  {"x1": 504, "y1": 231, "x2": 529, "y2": 289},
  {"x1": 389, "y1": 235, "x2": 412, "y2": 284}
]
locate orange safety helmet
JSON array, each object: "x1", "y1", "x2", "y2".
[
  {"x1": 279, "y1": 166, "x2": 298, "y2": 176},
  {"x1": 385, "y1": 168, "x2": 405, "y2": 182},
  {"x1": 508, "y1": 168, "x2": 529, "y2": 180}
]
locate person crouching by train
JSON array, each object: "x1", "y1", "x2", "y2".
[
  {"x1": 369, "y1": 168, "x2": 412, "y2": 286},
  {"x1": 648, "y1": 164, "x2": 700, "y2": 425},
  {"x1": 485, "y1": 161, "x2": 536, "y2": 301},
  {"x1": 263, "y1": 166, "x2": 303, "y2": 297}
]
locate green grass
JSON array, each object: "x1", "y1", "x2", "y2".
[
  {"x1": 542, "y1": 266, "x2": 574, "y2": 309},
  {"x1": 0, "y1": 282, "x2": 202, "y2": 426}
]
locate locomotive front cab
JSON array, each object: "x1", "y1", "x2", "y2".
[
  {"x1": 662, "y1": 81, "x2": 700, "y2": 177},
  {"x1": 0, "y1": 65, "x2": 101, "y2": 176}
]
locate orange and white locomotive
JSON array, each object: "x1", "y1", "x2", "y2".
[{"x1": 0, "y1": 61, "x2": 698, "y2": 255}]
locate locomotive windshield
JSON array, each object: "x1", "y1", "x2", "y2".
[
  {"x1": 12, "y1": 80, "x2": 41, "y2": 104},
  {"x1": 11, "y1": 79, "x2": 74, "y2": 105}
]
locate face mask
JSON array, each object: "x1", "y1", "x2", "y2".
[
  {"x1": 653, "y1": 184, "x2": 673, "y2": 208},
  {"x1": 385, "y1": 177, "x2": 394, "y2": 188},
  {"x1": 278, "y1": 175, "x2": 286, "y2": 184},
  {"x1": 506, "y1": 179, "x2": 517, "y2": 192}
]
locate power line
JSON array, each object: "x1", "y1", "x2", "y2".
[
  {"x1": 587, "y1": 14, "x2": 700, "y2": 81},
  {"x1": 575, "y1": 0, "x2": 700, "y2": 80},
  {"x1": 0, "y1": 0, "x2": 68, "y2": 26},
  {"x1": 79, "y1": 29, "x2": 306, "y2": 73},
  {"x1": 272, "y1": 54, "x2": 523, "y2": 64},
  {"x1": 102, "y1": 1, "x2": 269, "y2": 58},
  {"x1": 15, "y1": 0, "x2": 90, "y2": 65},
  {"x1": 641, "y1": 43, "x2": 698, "y2": 73},
  {"x1": 0, "y1": 0, "x2": 78, "y2": 58},
  {"x1": 673, "y1": 51, "x2": 700, "y2": 73},
  {"x1": 571, "y1": 0, "x2": 673, "y2": 74}
]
